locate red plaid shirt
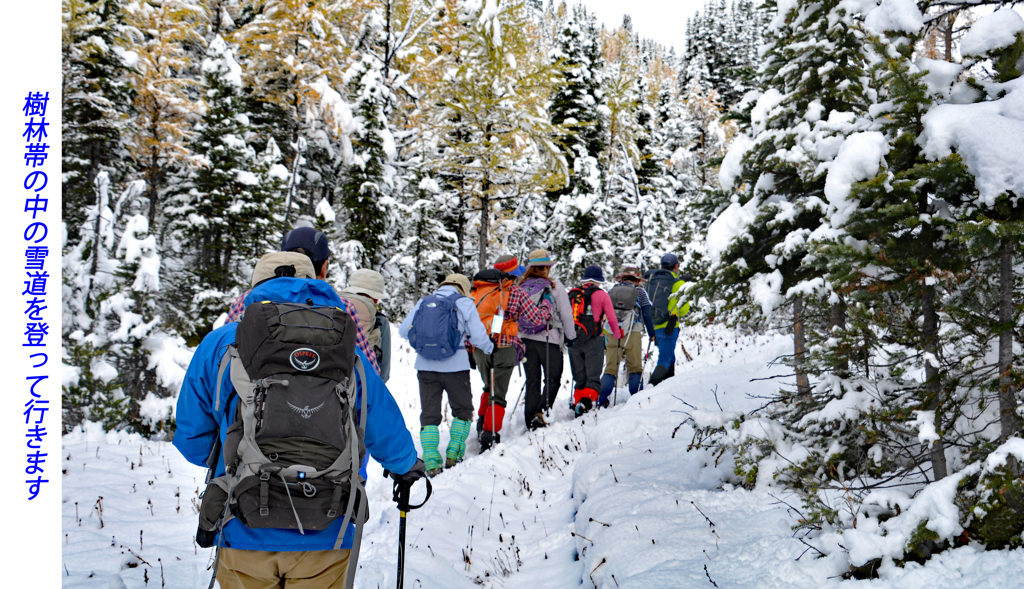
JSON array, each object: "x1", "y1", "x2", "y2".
[
  {"x1": 226, "y1": 290, "x2": 381, "y2": 375},
  {"x1": 469, "y1": 284, "x2": 552, "y2": 362}
]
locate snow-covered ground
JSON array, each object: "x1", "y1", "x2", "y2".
[{"x1": 62, "y1": 326, "x2": 1024, "y2": 588}]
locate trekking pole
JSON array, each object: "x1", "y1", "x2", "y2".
[
  {"x1": 614, "y1": 311, "x2": 637, "y2": 406},
  {"x1": 386, "y1": 473, "x2": 433, "y2": 589},
  {"x1": 641, "y1": 339, "x2": 655, "y2": 389},
  {"x1": 511, "y1": 379, "x2": 527, "y2": 421},
  {"x1": 489, "y1": 355, "x2": 498, "y2": 444},
  {"x1": 544, "y1": 328, "x2": 552, "y2": 411}
]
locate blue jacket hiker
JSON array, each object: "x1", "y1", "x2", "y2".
[
  {"x1": 173, "y1": 262, "x2": 421, "y2": 589},
  {"x1": 398, "y1": 274, "x2": 494, "y2": 477}
]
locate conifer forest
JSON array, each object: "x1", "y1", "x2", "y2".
[{"x1": 63, "y1": 0, "x2": 1024, "y2": 569}]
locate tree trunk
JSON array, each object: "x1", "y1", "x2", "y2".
[
  {"x1": 414, "y1": 215, "x2": 424, "y2": 297},
  {"x1": 456, "y1": 181, "x2": 466, "y2": 275},
  {"x1": 943, "y1": 15, "x2": 953, "y2": 62},
  {"x1": 830, "y1": 298, "x2": 849, "y2": 378},
  {"x1": 794, "y1": 296, "x2": 811, "y2": 398},
  {"x1": 998, "y1": 236, "x2": 1019, "y2": 443},
  {"x1": 921, "y1": 286, "x2": 948, "y2": 481},
  {"x1": 147, "y1": 141, "x2": 160, "y2": 228},
  {"x1": 477, "y1": 176, "x2": 491, "y2": 271}
]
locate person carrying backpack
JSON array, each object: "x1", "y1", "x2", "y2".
[
  {"x1": 599, "y1": 267, "x2": 656, "y2": 406},
  {"x1": 224, "y1": 227, "x2": 381, "y2": 377},
  {"x1": 646, "y1": 253, "x2": 691, "y2": 387},
  {"x1": 517, "y1": 249, "x2": 577, "y2": 430},
  {"x1": 471, "y1": 258, "x2": 552, "y2": 450},
  {"x1": 173, "y1": 251, "x2": 423, "y2": 589},
  {"x1": 340, "y1": 269, "x2": 392, "y2": 383},
  {"x1": 567, "y1": 265, "x2": 623, "y2": 417},
  {"x1": 399, "y1": 274, "x2": 494, "y2": 477}
]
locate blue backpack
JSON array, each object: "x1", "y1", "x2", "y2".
[{"x1": 409, "y1": 291, "x2": 464, "y2": 360}]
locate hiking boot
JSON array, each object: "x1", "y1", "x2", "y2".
[
  {"x1": 445, "y1": 457, "x2": 459, "y2": 469},
  {"x1": 426, "y1": 467, "x2": 443, "y2": 478},
  {"x1": 649, "y1": 365, "x2": 670, "y2": 387},
  {"x1": 479, "y1": 430, "x2": 500, "y2": 452},
  {"x1": 527, "y1": 412, "x2": 547, "y2": 431},
  {"x1": 574, "y1": 397, "x2": 593, "y2": 418}
]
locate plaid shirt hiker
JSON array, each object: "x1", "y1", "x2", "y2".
[
  {"x1": 226, "y1": 290, "x2": 381, "y2": 375},
  {"x1": 469, "y1": 284, "x2": 552, "y2": 363}
]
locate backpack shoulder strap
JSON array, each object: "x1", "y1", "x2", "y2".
[
  {"x1": 214, "y1": 345, "x2": 241, "y2": 412},
  {"x1": 334, "y1": 352, "x2": 370, "y2": 557}
]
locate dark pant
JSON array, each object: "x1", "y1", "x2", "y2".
[
  {"x1": 568, "y1": 334, "x2": 604, "y2": 392},
  {"x1": 524, "y1": 339, "x2": 564, "y2": 419},
  {"x1": 418, "y1": 370, "x2": 474, "y2": 426},
  {"x1": 473, "y1": 346, "x2": 517, "y2": 407}
]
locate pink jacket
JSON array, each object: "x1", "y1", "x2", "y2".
[{"x1": 583, "y1": 282, "x2": 623, "y2": 339}]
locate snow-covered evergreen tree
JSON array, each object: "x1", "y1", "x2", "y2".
[
  {"x1": 337, "y1": 53, "x2": 395, "y2": 269},
  {"x1": 233, "y1": 0, "x2": 356, "y2": 227},
  {"x1": 164, "y1": 36, "x2": 286, "y2": 342},
  {"x1": 62, "y1": 0, "x2": 136, "y2": 239},
  {"x1": 548, "y1": 3, "x2": 605, "y2": 277},
  {"x1": 63, "y1": 173, "x2": 188, "y2": 434}
]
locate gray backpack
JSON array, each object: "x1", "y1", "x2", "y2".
[
  {"x1": 608, "y1": 282, "x2": 640, "y2": 330},
  {"x1": 197, "y1": 301, "x2": 369, "y2": 584}
]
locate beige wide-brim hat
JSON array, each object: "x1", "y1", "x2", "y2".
[
  {"x1": 341, "y1": 268, "x2": 387, "y2": 301},
  {"x1": 439, "y1": 273, "x2": 472, "y2": 296},
  {"x1": 250, "y1": 251, "x2": 317, "y2": 287},
  {"x1": 526, "y1": 249, "x2": 555, "y2": 267}
]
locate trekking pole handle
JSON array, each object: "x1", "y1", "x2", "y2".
[{"x1": 387, "y1": 475, "x2": 432, "y2": 511}]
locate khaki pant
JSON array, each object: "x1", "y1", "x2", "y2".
[
  {"x1": 604, "y1": 329, "x2": 643, "y2": 376},
  {"x1": 217, "y1": 548, "x2": 351, "y2": 589}
]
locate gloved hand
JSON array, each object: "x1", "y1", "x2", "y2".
[
  {"x1": 389, "y1": 458, "x2": 426, "y2": 485},
  {"x1": 469, "y1": 353, "x2": 477, "y2": 370},
  {"x1": 666, "y1": 315, "x2": 678, "y2": 334},
  {"x1": 564, "y1": 336, "x2": 576, "y2": 348},
  {"x1": 651, "y1": 335, "x2": 657, "y2": 345}
]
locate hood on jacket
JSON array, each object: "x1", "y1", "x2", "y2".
[{"x1": 243, "y1": 276, "x2": 344, "y2": 309}]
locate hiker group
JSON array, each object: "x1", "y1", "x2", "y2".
[
  {"x1": 172, "y1": 227, "x2": 689, "y2": 588},
  {"x1": 401, "y1": 249, "x2": 690, "y2": 477}
]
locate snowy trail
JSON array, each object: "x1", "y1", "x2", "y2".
[{"x1": 62, "y1": 326, "x2": 1024, "y2": 588}]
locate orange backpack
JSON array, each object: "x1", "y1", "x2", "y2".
[{"x1": 473, "y1": 279, "x2": 519, "y2": 339}]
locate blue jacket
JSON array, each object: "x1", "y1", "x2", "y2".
[
  {"x1": 398, "y1": 285, "x2": 494, "y2": 372},
  {"x1": 173, "y1": 277, "x2": 418, "y2": 551}
]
